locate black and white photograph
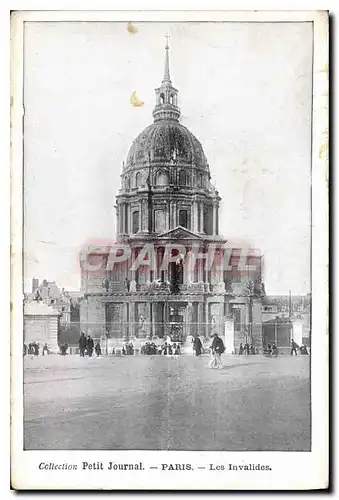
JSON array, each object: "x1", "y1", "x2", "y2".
[{"x1": 10, "y1": 9, "x2": 328, "y2": 491}]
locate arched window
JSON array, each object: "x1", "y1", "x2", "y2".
[
  {"x1": 170, "y1": 94, "x2": 175, "y2": 105},
  {"x1": 125, "y1": 176, "x2": 130, "y2": 190},
  {"x1": 135, "y1": 172, "x2": 142, "y2": 187},
  {"x1": 155, "y1": 171, "x2": 169, "y2": 186},
  {"x1": 179, "y1": 170, "x2": 188, "y2": 186},
  {"x1": 160, "y1": 93, "x2": 165, "y2": 105}
]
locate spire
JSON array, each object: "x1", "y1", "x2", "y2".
[
  {"x1": 153, "y1": 33, "x2": 180, "y2": 122},
  {"x1": 163, "y1": 34, "x2": 171, "y2": 84}
]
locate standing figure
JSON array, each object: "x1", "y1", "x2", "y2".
[
  {"x1": 239, "y1": 343, "x2": 244, "y2": 355},
  {"x1": 209, "y1": 333, "x2": 225, "y2": 369},
  {"x1": 78, "y1": 332, "x2": 87, "y2": 357},
  {"x1": 42, "y1": 343, "x2": 49, "y2": 356},
  {"x1": 95, "y1": 340, "x2": 102, "y2": 357},
  {"x1": 193, "y1": 336, "x2": 203, "y2": 356},
  {"x1": 87, "y1": 335, "x2": 94, "y2": 357},
  {"x1": 291, "y1": 338, "x2": 298, "y2": 356}
]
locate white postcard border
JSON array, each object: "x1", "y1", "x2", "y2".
[{"x1": 10, "y1": 8, "x2": 329, "y2": 491}]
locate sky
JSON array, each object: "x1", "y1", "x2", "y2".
[{"x1": 23, "y1": 21, "x2": 313, "y2": 294}]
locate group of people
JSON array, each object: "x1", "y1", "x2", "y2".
[
  {"x1": 291, "y1": 339, "x2": 309, "y2": 356},
  {"x1": 264, "y1": 343, "x2": 279, "y2": 357},
  {"x1": 238, "y1": 343, "x2": 259, "y2": 356},
  {"x1": 24, "y1": 342, "x2": 50, "y2": 356},
  {"x1": 141, "y1": 342, "x2": 181, "y2": 356},
  {"x1": 78, "y1": 332, "x2": 102, "y2": 357},
  {"x1": 122, "y1": 343, "x2": 134, "y2": 355}
]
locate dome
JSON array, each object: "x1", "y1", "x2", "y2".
[{"x1": 125, "y1": 120, "x2": 210, "y2": 173}]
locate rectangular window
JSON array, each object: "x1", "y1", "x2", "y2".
[
  {"x1": 179, "y1": 209, "x2": 188, "y2": 229},
  {"x1": 132, "y1": 211, "x2": 139, "y2": 234},
  {"x1": 154, "y1": 209, "x2": 166, "y2": 232}
]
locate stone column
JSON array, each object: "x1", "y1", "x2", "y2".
[
  {"x1": 116, "y1": 206, "x2": 119, "y2": 236},
  {"x1": 186, "y1": 302, "x2": 193, "y2": 337},
  {"x1": 219, "y1": 302, "x2": 224, "y2": 337},
  {"x1": 119, "y1": 203, "x2": 124, "y2": 234},
  {"x1": 192, "y1": 200, "x2": 198, "y2": 232},
  {"x1": 129, "y1": 302, "x2": 136, "y2": 338},
  {"x1": 142, "y1": 199, "x2": 148, "y2": 232},
  {"x1": 125, "y1": 203, "x2": 132, "y2": 234},
  {"x1": 173, "y1": 202, "x2": 177, "y2": 227},
  {"x1": 204, "y1": 302, "x2": 209, "y2": 338},
  {"x1": 213, "y1": 203, "x2": 218, "y2": 235},
  {"x1": 122, "y1": 302, "x2": 129, "y2": 339},
  {"x1": 197, "y1": 302, "x2": 204, "y2": 337},
  {"x1": 224, "y1": 318, "x2": 235, "y2": 354},
  {"x1": 166, "y1": 201, "x2": 170, "y2": 230},
  {"x1": 251, "y1": 298, "x2": 263, "y2": 352},
  {"x1": 199, "y1": 203, "x2": 204, "y2": 233}
]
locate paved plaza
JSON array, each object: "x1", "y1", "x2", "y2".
[{"x1": 24, "y1": 354, "x2": 311, "y2": 451}]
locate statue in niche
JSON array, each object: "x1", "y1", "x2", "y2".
[
  {"x1": 218, "y1": 281, "x2": 226, "y2": 293},
  {"x1": 138, "y1": 314, "x2": 146, "y2": 333},
  {"x1": 124, "y1": 278, "x2": 130, "y2": 292},
  {"x1": 102, "y1": 278, "x2": 109, "y2": 293},
  {"x1": 130, "y1": 280, "x2": 137, "y2": 293},
  {"x1": 245, "y1": 279, "x2": 255, "y2": 295}
]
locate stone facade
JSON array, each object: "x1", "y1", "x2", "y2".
[
  {"x1": 24, "y1": 301, "x2": 60, "y2": 353},
  {"x1": 80, "y1": 41, "x2": 265, "y2": 351}
]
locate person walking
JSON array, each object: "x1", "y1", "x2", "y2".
[
  {"x1": 193, "y1": 336, "x2": 203, "y2": 356},
  {"x1": 291, "y1": 338, "x2": 298, "y2": 356},
  {"x1": 79, "y1": 332, "x2": 87, "y2": 357},
  {"x1": 210, "y1": 333, "x2": 225, "y2": 369}
]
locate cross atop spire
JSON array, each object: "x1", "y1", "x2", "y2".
[{"x1": 163, "y1": 33, "x2": 171, "y2": 83}]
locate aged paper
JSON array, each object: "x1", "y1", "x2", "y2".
[{"x1": 11, "y1": 9, "x2": 328, "y2": 490}]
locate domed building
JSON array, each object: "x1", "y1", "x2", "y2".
[{"x1": 80, "y1": 40, "x2": 265, "y2": 352}]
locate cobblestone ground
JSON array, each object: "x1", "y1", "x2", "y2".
[{"x1": 24, "y1": 354, "x2": 310, "y2": 451}]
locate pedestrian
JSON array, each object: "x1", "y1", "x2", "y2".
[
  {"x1": 34, "y1": 342, "x2": 39, "y2": 356},
  {"x1": 87, "y1": 335, "x2": 94, "y2": 357},
  {"x1": 78, "y1": 332, "x2": 87, "y2": 357},
  {"x1": 42, "y1": 343, "x2": 49, "y2": 355},
  {"x1": 193, "y1": 336, "x2": 203, "y2": 356},
  {"x1": 272, "y1": 343, "x2": 278, "y2": 356},
  {"x1": 291, "y1": 338, "x2": 298, "y2": 356},
  {"x1": 210, "y1": 333, "x2": 225, "y2": 369},
  {"x1": 23, "y1": 343, "x2": 27, "y2": 356},
  {"x1": 95, "y1": 340, "x2": 102, "y2": 357},
  {"x1": 239, "y1": 343, "x2": 244, "y2": 355}
]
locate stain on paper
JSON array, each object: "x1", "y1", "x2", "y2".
[
  {"x1": 130, "y1": 91, "x2": 144, "y2": 107},
  {"x1": 127, "y1": 22, "x2": 138, "y2": 35},
  {"x1": 318, "y1": 143, "x2": 328, "y2": 160}
]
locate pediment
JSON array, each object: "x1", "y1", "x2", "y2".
[{"x1": 157, "y1": 226, "x2": 203, "y2": 240}]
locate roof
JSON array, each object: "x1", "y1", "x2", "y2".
[
  {"x1": 24, "y1": 301, "x2": 61, "y2": 316},
  {"x1": 125, "y1": 121, "x2": 209, "y2": 173}
]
